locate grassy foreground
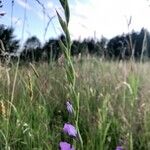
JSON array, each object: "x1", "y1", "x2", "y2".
[{"x1": 1, "y1": 58, "x2": 150, "y2": 150}]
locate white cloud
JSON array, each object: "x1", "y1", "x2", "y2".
[
  {"x1": 47, "y1": 1, "x2": 54, "y2": 9},
  {"x1": 68, "y1": 0, "x2": 150, "y2": 39},
  {"x1": 12, "y1": 17, "x2": 22, "y2": 26},
  {"x1": 16, "y1": 0, "x2": 32, "y2": 10},
  {"x1": 46, "y1": 1, "x2": 63, "y2": 17},
  {"x1": 33, "y1": 1, "x2": 57, "y2": 21}
]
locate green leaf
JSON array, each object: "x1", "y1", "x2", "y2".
[
  {"x1": 58, "y1": 39, "x2": 68, "y2": 58},
  {"x1": 59, "y1": 0, "x2": 70, "y2": 24},
  {"x1": 56, "y1": 11, "x2": 71, "y2": 51}
]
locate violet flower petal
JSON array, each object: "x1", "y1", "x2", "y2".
[
  {"x1": 59, "y1": 141, "x2": 75, "y2": 150},
  {"x1": 116, "y1": 146, "x2": 123, "y2": 150},
  {"x1": 66, "y1": 101, "x2": 73, "y2": 114},
  {"x1": 63, "y1": 123, "x2": 77, "y2": 137}
]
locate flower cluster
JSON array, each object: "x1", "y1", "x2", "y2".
[{"x1": 59, "y1": 101, "x2": 77, "y2": 150}]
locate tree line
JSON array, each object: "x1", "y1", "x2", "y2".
[{"x1": 0, "y1": 24, "x2": 150, "y2": 64}]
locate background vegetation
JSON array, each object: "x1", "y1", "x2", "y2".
[
  {"x1": 1, "y1": 60, "x2": 150, "y2": 149},
  {"x1": 1, "y1": 24, "x2": 150, "y2": 63}
]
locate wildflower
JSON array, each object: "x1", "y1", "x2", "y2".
[
  {"x1": 63, "y1": 123, "x2": 77, "y2": 137},
  {"x1": 59, "y1": 141, "x2": 75, "y2": 150},
  {"x1": 66, "y1": 101, "x2": 73, "y2": 114},
  {"x1": 116, "y1": 146, "x2": 123, "y2": 150}
]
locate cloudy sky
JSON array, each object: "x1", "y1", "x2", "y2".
[{"x1": 0, "y1": 0, "x2": 150, "y2": 43}]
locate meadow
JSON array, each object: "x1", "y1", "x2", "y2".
[
  {"x1": 1, "y1": 58, "x2": 150, "y2": 150},
  {"x1": 1, "y1": 0, "x2": 150, "y2": 149}
]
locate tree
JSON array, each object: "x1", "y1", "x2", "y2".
[
  {"x1": 107, "y1": 34, "x2": 131, "y2": 60},
  {"x1": 146, "y1": 30, "x2": 150, "y2": 58},
  {"x1": 24, "y1": 36, "x2": 41, "y2": 50},
  {"x1": 96, "y1": 37, "x2": 108, "y2": 57},
  {"x1": 71, "y1": 40, "x2": 86, "y2": 55},
  {"x1": 21, "y1": 36, "x2": 42, "y2": 62},
  {"x1": 0, "y1": 24, "x2": 19, "y2": 53},
  {"x1": 106, "y1": 29, "x2": 150, "y2": 60},
  {"x1": 132, "y1": 28, "x2": 147, "y2": 59},
  {"x1": 42, "y1": 38, "x2": 60, "y2": 63},
  {"x1": 0, "y1": 0, "x2": 2, "y2": 7},
  {"x1": 42, "y1": 35, "x2": 66, "y2": 63}
]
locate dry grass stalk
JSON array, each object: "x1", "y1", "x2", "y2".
[
  {"x1": 29, "y1": 63, "x2": 39, "y2": 78},
  {"x1": 27, "y1": 71, "x2": 33, "y2": 101}
]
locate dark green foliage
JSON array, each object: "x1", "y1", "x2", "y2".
[
  {"x1": 107, "y1": 28, "x2": 150, "y2": 60},
  {"x1": 70, "y1": 37, "x2": 107, "y2": 57},
  {"x1": 107, "y1": 35, "x2": 130, "y2": 59},
  {"x1": 17, "y1": 28, "x2": 150, "y2": 63},
  {"x1": 1, "y1": 24, "x2": 150, "y2": 63},
  {"x1": 71, "y1": 40, "x2": 82, "y2": 55},
  {"x1": 24, "y1": 36, "x2": 41, "y2": 50},
  {"x1": 42, "y1": 38, "x2": 60, "y2": 63},
  {"x1": 0, "y1": 24, "x2": 19, "y2": 53},
  {"x1": 0, "y1": 0, "x2": 3, "y2": 8},
  {"x1": 20, "y1": 36, "x2": 42, "y2": 62}
]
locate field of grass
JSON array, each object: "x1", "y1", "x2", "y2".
[{"x1": 1, "y1": 58, "x2": 150, "y2": 149}]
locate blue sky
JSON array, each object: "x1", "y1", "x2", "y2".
[
  {"x1": 0, "y1": 0, "x2": 150, "y2": 44},
  {"x1": 0, "y1": 0, "x2": 62, "y2": 44}
]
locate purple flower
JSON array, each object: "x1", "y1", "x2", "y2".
[
  {"x1": 116, "y1": 146, "x2": 123, "y2": 150},
  {"x1": 63, "y1": 123, "x2": 77, "y2": 137},
  {"x1": 66, "y1": 101, "x2": 73, "y2": 114},
  {"x1": 59, "y1": 141, "x2": 75, "y2": 150}
]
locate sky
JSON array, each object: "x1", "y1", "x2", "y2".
[{"x1": 0, "y1": 0, "x2": 150, "y2": 44}]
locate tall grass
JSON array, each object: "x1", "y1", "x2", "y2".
[
  {"x1": 56, "y1": 0, "x2": 83, "y2": 148},
  {"x1": 0, "y1": 59, "x2": 150, "y2": 149}
]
